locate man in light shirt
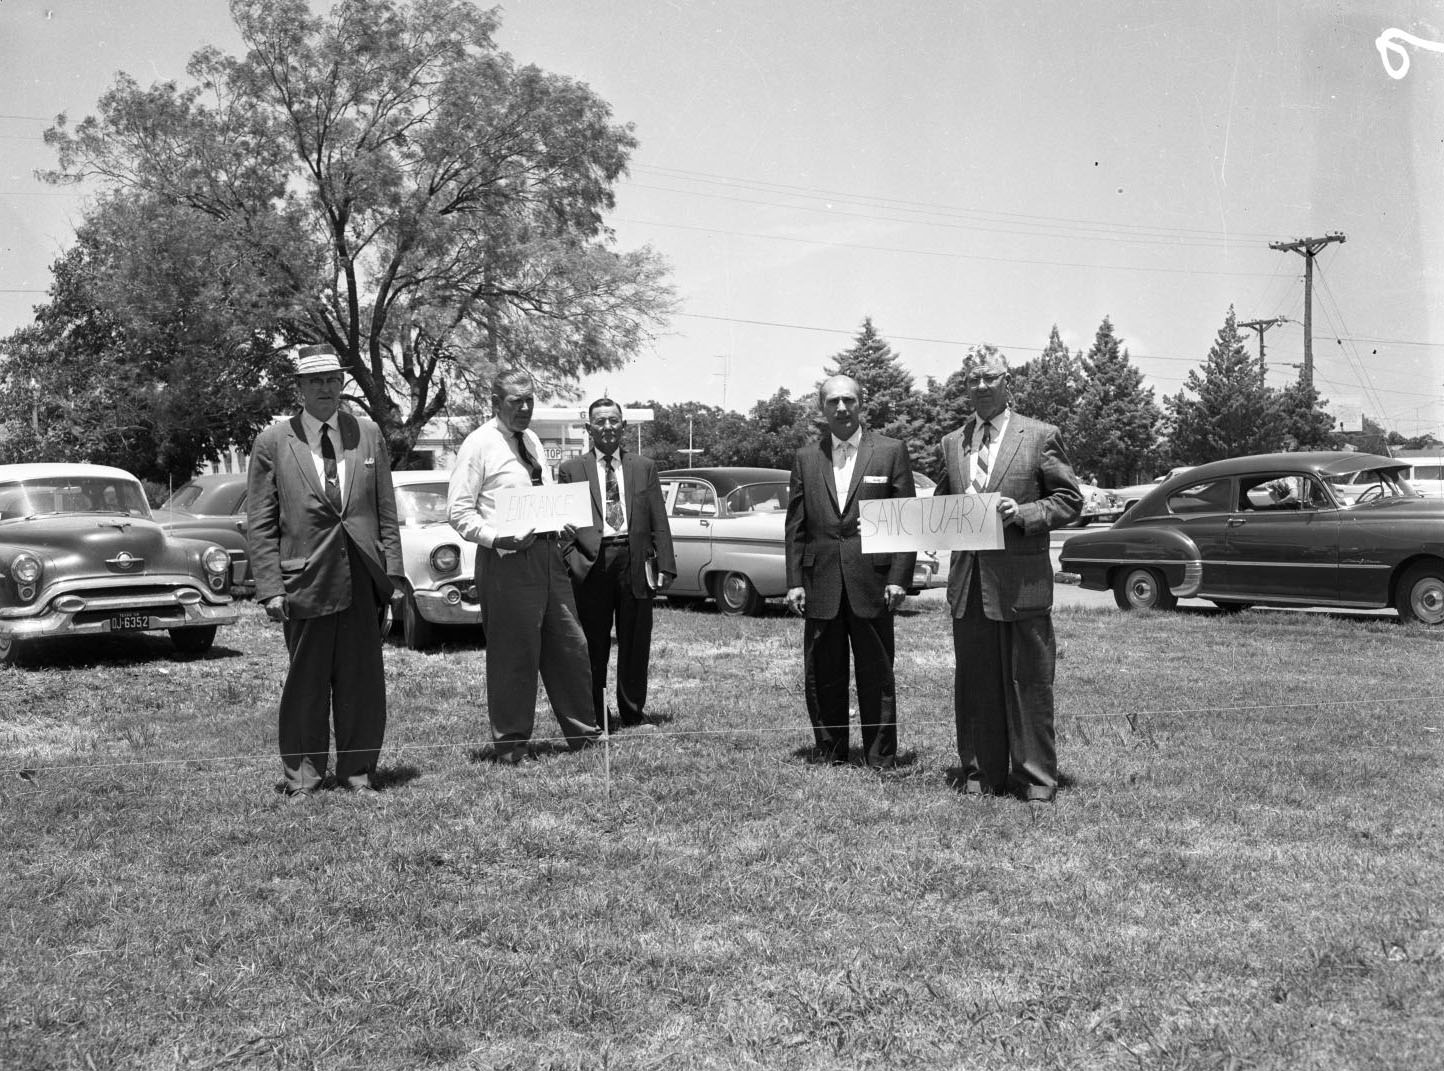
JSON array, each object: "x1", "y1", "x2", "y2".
[
  {"x1": 447, "y1": 369, "x2": 600, "y2": 762},
  {"x1": 558, "y1": 398, "x2": 676, "y2": 732},
  {"x1": 784, "y1": 374, "x2": 916, "y2": 768}
]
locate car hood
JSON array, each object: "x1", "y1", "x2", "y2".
[{"x1": 0, "y1": 515, "x2": 190, "y2": 574}]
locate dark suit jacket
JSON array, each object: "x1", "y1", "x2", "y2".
[
  {"x1": 557, "y1": 450, "x2": 676, "y2": 597},
  {"x1": 934, "y1": 413, "x2": 1082, "y2": 621},
  {"x1": 785, "y1": 430, "x2": 916, "y2": 620},
  {"x1": 246, "y1": 410, "x2": 403, "y2": 619}
]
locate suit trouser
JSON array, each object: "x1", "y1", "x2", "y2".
[
  {"x1": 803, "y1": 590, "x2": 898, "y2": 766},
  {"x1": 279, "y1": 542, "x2": 386, "y2": 792},
  {"x1": 477, "y1": 539, "x2": 599, "y2": 754},
  {"x1": 951, "y1": 564, "x2": 1058, "y2": 798},
  {"x1": 574, "y1": 541, "x2": 653, "y2": 725}
]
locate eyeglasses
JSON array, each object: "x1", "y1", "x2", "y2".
[{"x1": 964, "y1": 372, "x2": 1007, "y2": 389}]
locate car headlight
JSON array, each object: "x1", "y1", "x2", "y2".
[
  {"x1": 430, "y1": 544, "x2": 461, "y2": 575},
  {"x1": 202, "y1": 546, "x2": 231, "y2": 575},
  {"x1": 11, "y1": 552, "x2": 41, "y2": 585}
]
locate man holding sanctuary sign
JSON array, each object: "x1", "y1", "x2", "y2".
[
  {"x1": 447, "y1": 369, "x2": 602, "y2": 762},
  {"x1": 932, "y1": 351, "x2": 1082, "y2": 802},
  {"x1": 785, "y1": 374, "x2": 916, "y2": 768}
]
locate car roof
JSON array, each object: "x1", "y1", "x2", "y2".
[
  {"x1": 1157, "y1": 452, "x2": 1406, "y2": 487},
  {"x1": 659, "y1": 467, "x2": 791, "y2": 494},
  {"x1": 0, "y1": 462, "x2": 142, "y2": 483},
  {"x1": 392, "y1": 469, "x2": 452, "y2": 486},
  {"x1": 179, "y1": 472, "x2": 247, "y2": 487}
]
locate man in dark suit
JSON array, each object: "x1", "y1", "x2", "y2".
[
  {"x1": 558, "y1": 398, "x2": 677, "y2": 731},
  {"x1": 784, "y1": 374, "x2": 916, "y2": 768},
  {"x1": 934, "y1": 351, "x2": 1083, "y2": 802},
  {"x1": 247, "y1": 344, "x2": 404, "y2": 799}
]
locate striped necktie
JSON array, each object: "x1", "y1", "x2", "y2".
[{"x1": 970, "y1": 421, "x2": 992, "y2": 492}]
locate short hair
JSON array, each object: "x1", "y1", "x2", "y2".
[
  {"x1": 818, "y1": 374, "x2": 865, "y2": 407},
  {"x1": 490, "y1": 368, "x2": 535, "y2": 400},
  {"x1": 587, "y1": 397, "x2": 624, "y2": 422}
]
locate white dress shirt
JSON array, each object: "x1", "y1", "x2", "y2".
[
  {"x1": 300, "y1": 410, "x2": 346, "y2": 508},
  {"x1": 832, "y1": 429, "x2": 862, "y2": 503},
  {"x1": 447, "y1": 418, "x2": 551, "y2": 549},
  {"x1": 595, "y1": 448, "x2": 627, "y2": 536},
  {"x1": 970, "y1": 409, "x2": 1011, "y2": 490}
]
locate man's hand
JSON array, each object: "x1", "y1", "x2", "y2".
[
  {"x1": 785, "y1": 586, "x2": 806, "y2": 615},
  {"x1": 997, "y1": 496, "x2": 1021, "y2": 526},
  {"x1": 884, "y1": 584, "x2": 907, "y2": 612},
  {"x1": 495, "y1": 528, "x2": 537, "y2": 552},
  {"x1": 262, "y1": 595, "x2": 288, "y2": 623},
  {"x1": 655, "y1": 571, "x2": 674, "y2": 592}
]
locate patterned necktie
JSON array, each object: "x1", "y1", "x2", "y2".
[
  {"x1": 320, "y1": 423, "x2": 342, "y2": 510},
  {"x1": 970, "y1": 421, "x2": 992, "y2": 492},
  {"x1": 514, "y1": 432, "x2": 543, "y2": 486},
  {"x1": 603, "y1": 455, "x2": 624, "y2": 531}
]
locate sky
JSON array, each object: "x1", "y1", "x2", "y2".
[{"x1": 3, "y1": 0, "x2": 1443, "y2": 436}]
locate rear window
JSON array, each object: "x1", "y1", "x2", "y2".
[{"x1": 1166, "y1": 480, "x2": 1234, "y2": 515}]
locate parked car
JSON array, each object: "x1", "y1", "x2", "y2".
[
  {"x1": 1108, "y1": 466, "x2": 1196, "y2": 514},
  {"x1": 1059, "y1": 452, "x2": 1444, "y2": 625},
  {"x1": 153, "y1": 473, "x2": 252, "y2": 593},
  {"x1": 391, "y1": 470, "x2": 481, "y2": 649},
  {"x1": 0, "y1": 463, "x2": 240, "y2": 663},
  {"x1": 1403, "y1": 459, "x2": 1444, "y2": 500},
  {"x1": 658, "y1": 467, "x2": 935, "y2": 614},
  {"x1": 1074, "y1": 482, "x2": 1125, "y2": 526}
]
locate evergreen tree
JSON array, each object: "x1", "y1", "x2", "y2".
[
  {"x1": 1008, "y1": 325, "x2": 1085, "y2": 444},
  {"x1": 1070, "y1": 317, "x2": 1163, "y2": 484},
  {"x1": 823, "y1": 318, "x2": 924, "y2": 457},
  {"x1": 1276, "y1": 379, "x2": 1339, "y2": 450},
  {"x1": 1166, "y1": 307, "x2": 1281, "y2": 464}
]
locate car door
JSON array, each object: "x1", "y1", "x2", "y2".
[
  {"x1": 1221, "y1": 474, "x2": 1340, "y2": 601},
  {"x1": 661, "y1": 478, "x2": 718, "y2": 596}
]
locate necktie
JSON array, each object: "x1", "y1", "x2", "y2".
[
  {"x1": 320, "y1": 423, "x2": 342, "y2": 510},
  {"x1": 603, "y1": 455, "x2": 624, "y2": 531},
  {"x1": 835, "y1": 441, "x2": 852, "y2": 498},
  {"x1": 515, "y1": 432, "x2": 543, "y2": 486},
  {"x1": 971, "y1": 422, "x2": 992, "y2": 492}
]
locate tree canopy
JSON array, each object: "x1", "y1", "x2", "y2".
[
  {"x1": 37, "y1": 0, "x2": 673, "y2": 470},
  {"x1": 1068, "y1": 318, "x2": 1163, "y2": 484},
  {"x1": 1166, "y1": 307, "x2": 1285, "y2": 464}
]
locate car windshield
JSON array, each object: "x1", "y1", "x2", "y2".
[
  {"x1": 1325, "y1": 468, "x2": 1417, "y2": 505},
  {"x1": 0, "y1": 477, "x2": 152, "y2": 520},
  {"x1": 396, "y1": 482, "x2": 450, "y2": 526},
  {"x1": 724, "y1": 482, "x2": 789, "y2": 514}
]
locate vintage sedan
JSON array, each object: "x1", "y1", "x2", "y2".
[
  {"x1": 1060, "y1": 452, "x2": 1444, "y2": 625},
  {"x1": 153, "y1": 472, "x2": 252, "y2": 593},
  {"x1": 0, "y1": 463, "x2": 239, "y2": 663},
  {"x1": 391, "y1": 470, "x2": 481, "y2": 649},
  {"x1": 1074, "y1": 482, "x2": 1125, "y2": 527},
  {"x1": 658, "y1": 467, "x2": 935, "y2": 614}
]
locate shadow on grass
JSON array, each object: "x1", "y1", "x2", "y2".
[{"x1": 3, "y1": 633, "x2": 247, "y2": 670}]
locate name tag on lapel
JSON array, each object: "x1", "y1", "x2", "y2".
[
  {"x1": 863, "y1": 475, "x2": 887, "y2": 484},
  {"x1": 364, "y1": 457, "x2": 376, "y2": 467}
]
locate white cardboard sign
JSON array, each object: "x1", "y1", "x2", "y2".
[
  {"x1": 491, "y1": 483, "x2": 593, "y2": 535},
  {"x1": 859, "y1": 493, "x2": 1005, "y2": 553}
]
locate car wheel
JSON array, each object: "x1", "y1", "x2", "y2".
[
  {"x1": 169, "y1": 626, "x2": 217, "y2": 655},
  {"x1": 1112, "y1": 567, "x2": 1177, "y2": 611},
  {"x1": 715, "y1": 571, "x2": 763, "y2": 616},
  {"x1": 0, "y1": 633, "x2": 25, "y2": 666},
  {"x1": 1395, "y1": 562, "x2": 1444, "y2": 626},
  {"x1": 401, "y1": 591, "x2": 439, "y2": 650}
]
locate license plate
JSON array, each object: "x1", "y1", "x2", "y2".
[{"x1": 109, "y1": 613, "x2": 150, "y2": 632}]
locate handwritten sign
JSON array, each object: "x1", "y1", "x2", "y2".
[
  {"x1": 491, "y1": 483, "x2": 592, "y2": 535},
  {"x1": 859, "y1": 493, "x2": 1004, "y2": 553}
]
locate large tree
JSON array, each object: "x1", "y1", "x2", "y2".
[
  {"x1": 1069, "y1": 317, "x2": 1163, "y2": 484},
  {"x1": 1275, "y1": 379, "x2": 1339, "y2": 450},
  {"x1": 1007, "y1": 325, "x2": 1085, "y2": 444},
  {"x1": 40, "y1": 0, "x2": 672, "y2": 466},
  {"x1": 1166, "y1": 307, "x2": 1281, "y2": 464},
  {"x1": 823, "y1": 317, "x2": 926, "y2": 461}
]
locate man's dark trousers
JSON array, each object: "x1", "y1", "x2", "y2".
[
  {"x1": 575, "y1": 539, "x2": 653, "y2": 726},
  {"x1": 803, "y1": 588, "x2": 897, "y2": 766}
]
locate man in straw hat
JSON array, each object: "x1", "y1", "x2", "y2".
[{"x1": 247, "y1": 343, "x2": 404, "y2": 799}]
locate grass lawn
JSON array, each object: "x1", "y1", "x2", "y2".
[{"x1": 2, "y1": 597, "x2": 1441, "y2": 1070}]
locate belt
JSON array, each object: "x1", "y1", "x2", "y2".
[
  {"x1": 530, "y1": 531, "x2": 559, "y2": 542},
  {"x1": 600, "y1": 534, "x2": 629, "y2": 547}
]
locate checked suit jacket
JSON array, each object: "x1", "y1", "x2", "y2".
[
  {"x1": 246, "y1": 409, "x2": 403, "y2": 620},
  {"x1": 785, "y1": 429, "x2": 916, "y2": 620},
  {"x1": 557, "y1": 449, "x2": 676, "y2": 595},
  {"x1": 934, "y1": 413, "x2": 1082, "y2": 621}
]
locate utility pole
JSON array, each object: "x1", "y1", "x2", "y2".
[
  {"x1": 1268, "y1": 233, "x2": 1346, "y2": 391},
  {"x1": 1239, "y1": 316, "x2": 1288, "y2": 370},
  {"x1": 714, "y1": 354, "x2": 730, "y2": 410}
]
